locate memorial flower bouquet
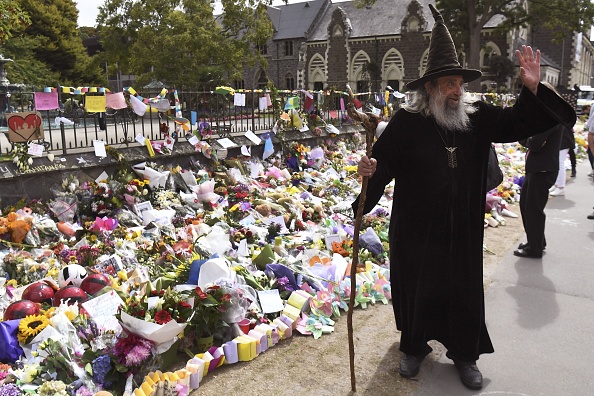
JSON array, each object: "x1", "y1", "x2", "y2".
[
  {"x1": 117, "y1": 287, "x2": 193, "y2": 325},
  {"x1": 187, "y1": 285, "x2": 231, "y2": 339}
]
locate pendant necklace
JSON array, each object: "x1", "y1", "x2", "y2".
[{"x1": 432, "y1": 119, "x2": 457, "y2": 168}]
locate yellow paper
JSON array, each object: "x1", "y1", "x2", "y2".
[
  {"x1": 151, "y1": 371, "x2": 160, "y2": 383},
  {"x1": 128, "y1": 87, "x2": 137, "y2": 95},
  {"x1": 236, "y1": 335, "x2": 257, "y2": 361},
  {"x1": 145, "y1": 138, "x2": 155, "y2": 157},
  {"x1": 144, "y1": 375, "x2": 155, "y2": 386},
  {"x1": 287, "y1": 290, "x2": 310, "y2": 310},
  {"x1": 169, "y1": 372, "x2": 180, "y2": 382},
  {"x1": 85, "y1": 95, "x2": 107, "y2": 113},
  {"x1": 141, "y1": 381, "x2": 153, "y2": 395},
  {"x1": 89, "y1": 87, "x2": 97, "y2": 93},
  {"x1": 282, "y1": 304, "x2": 302, "y2": 321},
  {"x1": 133, "y1": 389, "x2": 146, "y2": 396}
]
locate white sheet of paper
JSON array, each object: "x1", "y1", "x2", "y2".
[
  {"x1": 244, "y1": 130, "x2": 262, "y2": 145},
  {"x1": 257, "y1": 289, "x2": 285, "y2": 313},
  {"x1": 81, "y1": 290, "x2": 124, "y2": 318},
  {"x1": 233, "y1": 93, "x2": 246, "y2": 106},
  {"x1": 95, "y1": 171, "x2": 109, "y2": 183},
  {"x1": 239, "y1": 214, "x2": 256, "y2": 226},
  {"x1": 94, "y1": 140, "x2": 107, "y2": 157},
  {"x1": 237, "y1": 239, "x2": 249, "y2": 256},
  {"x1": 135, "y1": 134, "x2": 146, "y2": 145},
  {"x1": 27, "y1": 143, "x2": 44, "y2": 157},
  {"x1": 188, "y1": 135, "x2": 200, "y2": 145},
  {"x1": 299, "y1": 125, "x2": 309, "y2": 132},
  {"x1": 217, "y1": 138, "x2": 237, "y2": 148},
  {"x1": 241, "y1": 145, "x2": 251, "y2": 156},
  {"x1": 265, "y1": 215, "x2": 289, "y2": 234},
  {"x1": 259, "y1": 96, "x2": 268, "y2": 110}
]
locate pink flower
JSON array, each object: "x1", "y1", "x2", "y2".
[{"x1": 125, "y1": 344, "x2": 151, "y2": 366}]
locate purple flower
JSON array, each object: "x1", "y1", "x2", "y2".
[
  {"x1": 372, "y1": 207, "x2": 389, "y2": 217},
  {"x1": 0, "y1": 384, "x2": 23, "y2": 396},
  {"x1": 91, "y1": 354, "x2": 112, "y2": 385}
]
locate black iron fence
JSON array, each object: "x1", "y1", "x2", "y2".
[{"x1": 0, "y1": 88, "x2": 398, "y2": 155}]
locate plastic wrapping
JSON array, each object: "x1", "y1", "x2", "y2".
[
  {"x1": 360, "y1": 227, "x2": 384, "y2": 256},
  {"x1": 48, "y1": 195, "x2": 78, "y2": 223}
]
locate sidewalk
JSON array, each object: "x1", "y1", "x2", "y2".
[{"x1": 414, "y1": 159, "x2": 594, "y2": 395}]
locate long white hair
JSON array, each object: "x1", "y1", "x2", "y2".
[{"x1": 403, "y1": 80, "x2": 478, "y2": 131}]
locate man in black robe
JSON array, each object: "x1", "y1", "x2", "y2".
[{"x1": 354, "y1": 4, "x2": 576, "y2": 391}]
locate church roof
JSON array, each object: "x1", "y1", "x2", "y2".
[
  {"x1": 308, "y1": 0, "x2": 437, "y2": 41},
  {"x1": 267, "y1": 0, "x2": 328, "y2": 40}
]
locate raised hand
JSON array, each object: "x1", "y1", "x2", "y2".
[{"x1": 515, "y1": 45, "x2": 540, "y2": 95}]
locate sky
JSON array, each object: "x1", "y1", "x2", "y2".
[{"x1": 75, "y1": 0, "x2": 103, "y2": 27}]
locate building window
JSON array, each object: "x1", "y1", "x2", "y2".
[
  {"x1": 314, "y1": 81, "x2": 324, "y2": 91},
  {"x1": 285, "y1": 41, "x2": 293, "y2": 57},
  {"x1": 356, "y1": 80, "x2": 368, "y2": 93},
  {"x1": 387, "y1": 79, "x2": 399, "y2": 91},
  {"x1": 286, "y1": 75, "x2": 295, "y2": 90},
  {"x1": 257, "y1": 43, "x2": 268, "y2": 55}
]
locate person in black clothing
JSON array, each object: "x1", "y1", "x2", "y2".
[{"x1": 514, "y1": 120, "x2": 563, "y2": 258}]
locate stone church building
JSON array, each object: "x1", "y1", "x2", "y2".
[{"x1": 241, "y1": 0, "x2": 594, "y2": 94}]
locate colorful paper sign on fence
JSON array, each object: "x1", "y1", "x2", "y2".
[
  {"x1": 85, "y1": 96, "x2": 107, "y2": 113},
  {"x1": 33, "y1": 92, "x2": 59, "y2": 110}
]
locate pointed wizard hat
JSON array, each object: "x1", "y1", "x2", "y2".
[{"x1": 406, "y1": 4, "x2": 482, "y2": 90}]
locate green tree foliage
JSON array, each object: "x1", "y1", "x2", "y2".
[
  {"x1": 11, "y1": 0, "x2": 103, "y2": 86},
  {"x1": 97, "y1": 0, "x2": 274, "y2": 89},
  {"x1": 0, "y1": 0, "x2": 30, "y2": 45},
  {"x1": 435, "y1": 0, "x2": 594, "y2": 91}
]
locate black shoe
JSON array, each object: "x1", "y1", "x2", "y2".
[
  {"x1": 518, "y1": 242, "x2": 546, "y2": 250},
  {"x1": 399, "y1": 353, "x2": 427, "y2": 378},
  {"x1": 588, "y1": 212, "x2": 594, "y2": 220},
  {"x1": 454, "y1": 361, "x2": 483, "y2": 390},
  {"x1": 513, "y1": 248, "x2": 543, "y2": 258},
  {"x1": 570, "y1": 169, "x2": 576, "y2": 177}
]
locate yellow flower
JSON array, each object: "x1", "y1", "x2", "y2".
[
  {"x1": 6, "y1": 279, "x2": 18, "y2": 287},
  {"x1": 46, "y1": 266, "x2": 59, "y2": 279},
  {"x1": 18, "y1": 314, "x2": 50, "y2": 343},
  {"x1": 44, "y1": 307, "x2": 56, "y2": 318},
  {"x1": 118, "y1": 270, "x2": 128, "y2": 281}
]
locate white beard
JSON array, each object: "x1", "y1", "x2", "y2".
[{"x1": 429, "y1": 91, "x2": 472, "y2": 131}]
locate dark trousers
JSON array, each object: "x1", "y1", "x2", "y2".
[{"x1": 520, "y1": 171, "x2": 557, "y2": 252}]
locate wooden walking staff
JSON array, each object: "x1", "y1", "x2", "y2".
[{"x1": 346, "y1": 85, "x2": 379, "y2": 392}]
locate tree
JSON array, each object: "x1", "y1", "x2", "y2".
[
  {"x1": 0, "y1": 0, "x2": 30, "y2": 45},
  {"x1": 488, "y1": 54, "x2": 515, "y2": 92},
  {"x1": 12, "y1": 0, "x2": 103, "y2": 86},
  {"x1": 97, "y1": 0, "x2": 274, "y2": 89},
  {"x1": 435, "y1": 0, "x2": 594, "y2": 92}
]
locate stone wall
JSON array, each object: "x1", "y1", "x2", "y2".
[{"x1": 0, "y1": 127, "x2": 360, "y2": 208}]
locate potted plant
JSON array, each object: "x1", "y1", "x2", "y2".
[{"x1": 186, "y1": 285, "x2": 231, "y2": 353}]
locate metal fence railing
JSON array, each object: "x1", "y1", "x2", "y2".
[{"x1": 0, "y1": 88, "x2": 397, "y2": 156}]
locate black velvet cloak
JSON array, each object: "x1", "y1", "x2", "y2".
[{"x1": 353, "y1": 84, "x2": 575, "y2": 361}]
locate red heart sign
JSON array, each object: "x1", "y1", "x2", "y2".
[
  {"x1": 6, "y1": 111, "x2": 44, "y2": 142},
  {"x1": 8, "y1": 113, "x2": 41, "y2": 132}
]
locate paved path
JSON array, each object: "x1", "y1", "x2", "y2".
[{"x1": 415, "y1": 159, "x2": 594, "y2": 395}]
